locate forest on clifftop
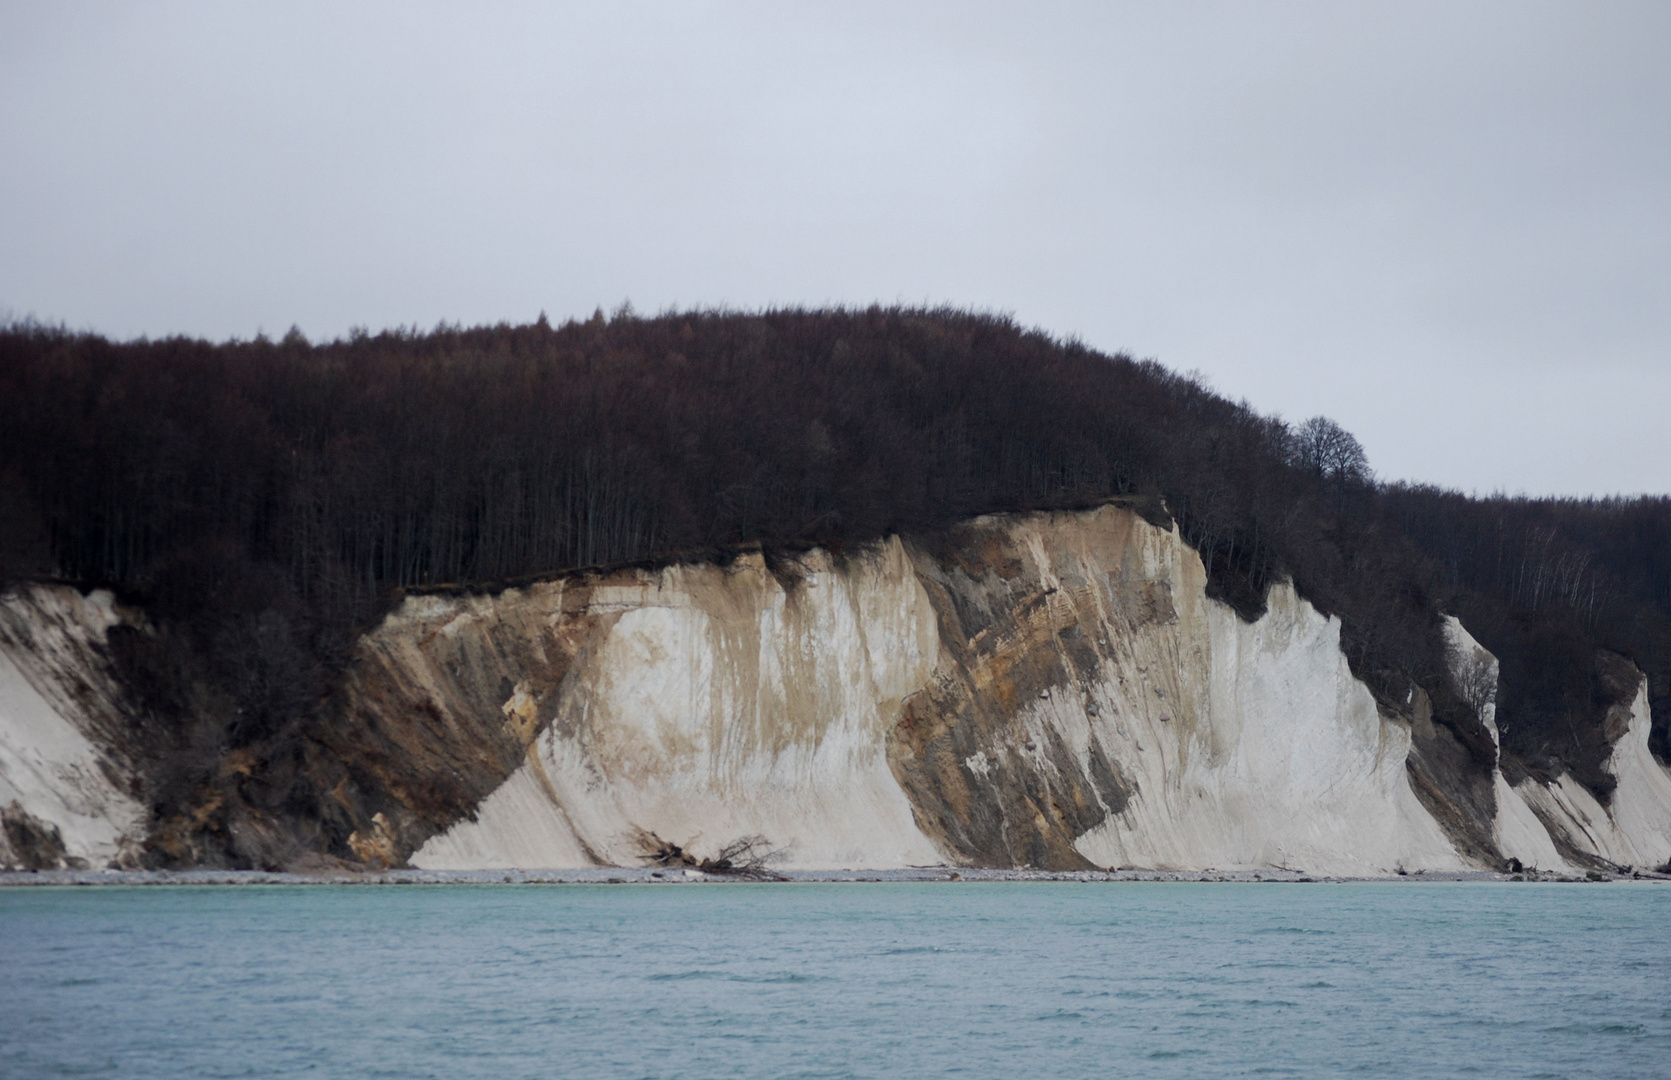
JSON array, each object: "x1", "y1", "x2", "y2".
[{"x1": 2, "y1": 307, "x2": 1667, "y2": 815}]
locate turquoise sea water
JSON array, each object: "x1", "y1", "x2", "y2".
[{"x1": 1, "y1": 882, "x2": 1667, "y2": 1079}]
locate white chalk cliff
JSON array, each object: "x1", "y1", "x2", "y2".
[
  {"x1": 1511, "y1": 680, "x2": 1671, "y2": 872},
  {"x1": 408, "y1": 540, "x2": 944, "y2": 871},
  {"x1": 0, "y1": 587, "x2": 146, "y2": 869},
  {"x1": 4, "y1": 504, "x2": 1670, "y2": 875},
  {"x1": 401, "y1": 505, "x2": 1671, "y2": 874}
]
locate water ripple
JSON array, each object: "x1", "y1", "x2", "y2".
[{"x1": 1, "y1": 881, "x2": 1667, "y2": 1080}]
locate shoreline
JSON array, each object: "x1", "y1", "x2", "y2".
[{"x1": 3, "y1": 866, "x2": 1666, "y2": 887}]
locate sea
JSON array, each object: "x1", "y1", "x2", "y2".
[{"x1": 1, "y1": 881, "x2": 1667, "y2": 1079}]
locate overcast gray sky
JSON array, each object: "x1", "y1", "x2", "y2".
[{"x1": 3, "y1": 2, "x2": 1667, "y2": 495}]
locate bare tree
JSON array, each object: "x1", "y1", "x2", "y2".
[
  {"x1": 1449, "y1": 639, "x2": 1499, "y2": 720},
  {"x1": 1291, "y1": 416, "x2": 1371, "y2": 485}
]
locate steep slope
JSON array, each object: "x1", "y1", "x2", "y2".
[
  {"x1": 1442, "y1": 617, "x2": 1570, "y2": 873},
  {"x1": 0, "y1": 587, "x2": 146, "y2": 869},
  {"x1": 1512, "y1": 679, "x2": 1671, "y2": 871}
]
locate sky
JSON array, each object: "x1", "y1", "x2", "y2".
[{"x1": 2, "y1": 2, "x2": 1668, "y2": 496}]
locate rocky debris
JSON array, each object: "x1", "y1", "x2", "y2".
[
  {"x1": 347, "y1": 812, "x2": 398, "y2": 869},
  {"x1": 1, "y1": 800, "x2": 81, "y2": 870}
]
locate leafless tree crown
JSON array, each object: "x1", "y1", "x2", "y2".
[{"x1": 1291, "y1": 415, "x2": 1371, "y2": 485}]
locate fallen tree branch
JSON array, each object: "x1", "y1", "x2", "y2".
[{"x1": 630, "y1": 827, "x2": 787, "y2": 880}]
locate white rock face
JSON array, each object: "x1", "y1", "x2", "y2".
[
  {"x1": 414, "y1": 543, "x2": 946, "y2": 870},
  {"x1": 1068, "y1": 582, "x2": 1464, "y2": 877},
  {"x1": 1512, "y1": 681, "x2": 1671, "y2": 870},
  {"x1": 417, "y1": 510, "x2": 1478, "y2": 875},
  {"x1": 0, "y1": 587, "x2": 147, "y2": 868},
  {"x1": 1437, "y1": 615, "x2": 1671, "y2": 873},
  {"x1": 413, "y1": 763, "x2": 596, "y2": 869},
  {"x1": 1492, "y1": 773, "x2": 1572, "y2": 873},
  {"x1": 1440, "y1": 617, "x2": 1571, "y2": 873},
  {"x1": 1603, "y1": 682, "x2": 1671, "y2": 868}
]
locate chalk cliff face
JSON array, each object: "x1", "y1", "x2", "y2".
[
  {"x1": 0, "y1": 587, "x2": 146, "y2": 870},
  {"x1": 878, "y1": 508, "x2": 1464, "y2": 875},
  {"x1": 4, "y1": 504, "x2": 1670, "y2": 874},
  {"x1": 397, "y1": 540, "x2": 943, "y2": 871},
  {"x1": 1511, "y1": 681, "x2": 1671, "y2": 872},
  {"x1": 395, "y1": 504, "x2": 1665, "y2": 874}
]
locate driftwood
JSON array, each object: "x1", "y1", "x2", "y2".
[{"x1": 631, "y1": 827, "x2": 786, "y2": 880}]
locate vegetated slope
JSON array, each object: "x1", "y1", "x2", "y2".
[
  {"x1": 1378, "y1": 489, "x2": 1671, "y2": 788},
  {"x1": 0, "y1": 307, "x2": 1665, "y2": 865}
]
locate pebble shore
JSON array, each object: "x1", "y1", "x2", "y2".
[{"x1": 4, "y1": 866, "x2": 1666, "y2": 886}]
